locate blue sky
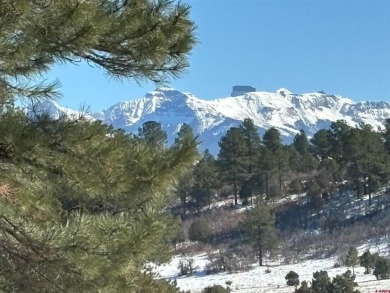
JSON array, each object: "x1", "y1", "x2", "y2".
[{"x1": 49, "y1": 0, "x2": 390, "y2": 112}]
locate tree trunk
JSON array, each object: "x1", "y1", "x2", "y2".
[
  {"x1": 233, "y1": 168, "x2": 238, "y2": 205},
  {"x1": 258, "y1": 248, "x2": 263, "y2": 266}
]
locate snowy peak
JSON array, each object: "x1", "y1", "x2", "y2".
[{"x1": 29, "y1": 88, "x2": 390, "y2": 154}]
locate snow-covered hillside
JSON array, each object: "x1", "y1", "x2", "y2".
[
  {"x1": 155, "y1": 244, "x2": 390, "y2": 293},
  {"x1": 29, "y1": 88, "x2": 390, "y2": 154}
]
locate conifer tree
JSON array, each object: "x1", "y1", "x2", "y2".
[
  {"x1": 191, "y1": 150, "x2": 217, "y2": 209},
  {"x1": 293, "y1": 130, "x2": 310, "y2": 156},
  {"x1": 345, "y1": 247, "x2": 359, "y2": 276},
  {"x1": 240, "y1": 118, "x2": 262, "y2": 175},
  {"x1": 239, "y1": 118, "x2": 262, "y2": 204},
  {"x1": 138, "y1": 120, "x2": 168, "y2": 148},
  {"x1": 383, "y1": 118, "x2": 390, "y2": 153},
  {"x1": 310, "y1": 129, "x2": 333, "y2": 160},
  {"x1": 0, "y1": 0, "x2": 197, "y2": 291},
  {"x1": 345, "y1": 124, "x2": 389, "y2": 204},
  {"x1": 360, "y1": 249, "x2": 376, "y2": 274},
  {"x1": 218, "y1": 127, "x2": 246, "y2": 205},
  {"x1": 0, "y1": 0, "x2": 196, "y2": 105},
  {"x1": 293, "y1": 130, "x2": 317, "y2": 172},
  {"x1": 261, "y1": 128, "x2": 289, "y2": 195},
  {"x1": 241, "y1": 202, "x2": 278, "y2": 266},
  {"x1": 311, "y1": 270, "x2": 332, "y2": 293},
  {"x1": 331, "y1": 270, "x2": 360, "y2": 293}
]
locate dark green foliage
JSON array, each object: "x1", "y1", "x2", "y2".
[
  {"x1": 285, "y1": 270, "x2": 300, "y2": 287},
  {"x1": 290, "y1": 178, "x2": 305, "y2": 194},
  {"x1": 345, "y1": 247, "x2": 359, "y2": 275},
  {"x1": 296, "y1": 270, "x2": 360, "y2": 293},
  {"x1": 359, "y1": 249, "x2": 376, "y2": 274},
  {"x1": 262, "y1": 128, "x2": 290, "y2": 195},
  {"x1": 239, "y1": 181, "x2": 252, "y2": 205},
  {"x1": 138, "y1": 121, "x2": 168, "y2": 148},
  {"x1": 331, "y1": 270, "x2": 360, "y2": 293},
  {"x1": 373, "y1": 256, "x2": 390, "y2": 280},
  {"x1": 188, "y1": 219, "x2": 212, "y2": 242},
  {"x1": 344, "y1": 124, "x2": 390, "y2": 204},
  {"x1": 202, "y1": 284, "x2": 231, "y2": 293},
  {"x1": 383, "y1": 118, "x2": 390, "y2": 153},
  {"x1": 241, "y1": 203, "x2": 278, "y2": 266},
  {"x1": 0, "y1": 0, "x2": 196, "y2": 104},
  {"x1": 191, "y1": 150, "x2": 217, "y2": 210},
  {"x1": 310, "y1": 129, "x2": 333, "y2": 160},
  {"x1": 312, "y1": 270, "x2": 332, "y2": 293},
  {"x1": 0, "y1": 1, "x2": 197, "y2": 290},
  {"x1": 263, "y1": 127, "x2": 283, "y2": 152},
  {"x1": 176, "y1": 172, "x2": 194, "y2": 219},
  {"x1": 240, "y1": 118, "x2": 262, "y2": 175},
  {"x1": 218, "y1": 127, "x2": 247, "y2": 205},
  {"x1": 0, "y1": 111, "x2": 199, "y2": 292},
  {"x1": 175, "y1": 123, "x2": 197, "y2": 144},
  {"x1": 294, "y1": 130, "x2": 310, "y2": 156}
]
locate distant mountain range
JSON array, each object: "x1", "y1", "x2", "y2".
[{"x1": 28, "y1": 87, "x2": 390, "y2": 154}]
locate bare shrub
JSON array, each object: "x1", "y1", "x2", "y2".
[{"x1": 178, "y1": 258, "x2": 196, "y2": 276}]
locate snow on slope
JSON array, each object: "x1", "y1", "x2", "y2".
[
  {"x1": 155, "y1": 241, "x2": 390, "y2": 293},
  {"x1": 32, "y1": 88, "x2": 390, "y2": 154}
]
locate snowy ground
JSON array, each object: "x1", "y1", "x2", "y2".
[{"x1": 155, "y1": 241, "x2": 390, "y2": 293}]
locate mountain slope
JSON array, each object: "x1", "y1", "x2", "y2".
[{"x1": 29, "y1": 88, "x2": 390, "y2": 154}]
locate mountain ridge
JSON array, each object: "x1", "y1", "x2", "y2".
[{"x1": 29, "y1": 88, "x2": 390, "y2": 154}]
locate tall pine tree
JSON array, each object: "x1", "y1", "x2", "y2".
[
  {"x1": 218, "y1": 127, "x2": 246, "y2": 205},
  {"x1": 0, "y1": 0, "x2": 197, "y2": 291}
]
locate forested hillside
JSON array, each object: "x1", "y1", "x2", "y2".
[{"x1": 168, "y1": 117, "x2": 390, "y2": 292}]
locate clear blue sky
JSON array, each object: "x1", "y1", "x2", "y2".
[{"x1": 49, "y1": 0, "x2": 390, "y2": 112}]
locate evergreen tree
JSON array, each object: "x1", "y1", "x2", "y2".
[
  {"x1": 239, "y1": 118, "x2": 262, "y2": 204},
  {"x1": 138, "y1": 121, "x2": 168, "y2": 148},
  {"x1": 0, "y1": 113, "x2": 199, "y2": 292},
  {"x1": 296, "y1": 270, "x2": 360, "y2": 293},
  {"x1": 239, "y1": 180, "x2": 253, "y2": 205},
  {"x1": 263, "y1": 127, "x2": 283, "y2": 152},
  {"x1": 295, "y1": 281, "x2": 314, "y2": 293},
  {"x1": 241, "y1": 202, "x2": 278, "y2": 266},
  {"x1": 310, "y1": 129, "x2": 332, "y2": 161},
  {"x1": 240, "y1": 118, "x2": 262, "y2": 175},
  {"x1": 373, "y1": 256, "x2": 390, "y2": 280},
  {"x1": 261, "y1": 128, "x2": 289, "y2": 195},
  {"x1": 175, "y1": 123, "x2": 197, "y2": 147},
  {"x1": 0, "y1": 0, "x2": 197, "y2": 291},
  {"x1": 174, "y1": 123, "x2": 199, "y2": 217},
  {"x1": 191, "y1": 150, "x2": 217, "y2": 209},
  {"x1": 176, "y1": 172, "x2": 194, "y2": 219},
  {"x1": 345, "y1": 124, "x2": 389, "y2": 204},
  {"x1": 285, "y1": 271, "x2": 300, "y2": 288},
  {"x1": 292, "y1": 130, "x2": 317, "y2": 173},
  {"x1": 383, "y1": 118, "x2": 390, "y2": 153},
  {"x1": 345, "y1": 247, "x2": 359, "y2": 276},
  {"x1": 257, "y1": 147, "x2": 277, "y2": 199},
  {"x1": 359, "y1": 249, "x2": 376, "y2": 274},
  {"x1": 0, "y1": 0, "x2": 196, "y2": 106},
  {"x1": 330, "y1": 270, "x2": 360, "y2": 293},
  {"x1": 328, "y1": 120, "x2": 352, "y2": 163},
  {"x1": 293, "y1": 130, "x2": 310, "y2": 156},
  {"x1": 218, "y1": 127, "x2": 246, "y2": 205},
  {"x1": 311, "y1": 270, "x2": 331, "y2": 293}
]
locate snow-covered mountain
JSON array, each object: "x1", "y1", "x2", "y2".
[{"x1": 29, "y1": 88, "x2": 390, "y2": 154}]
